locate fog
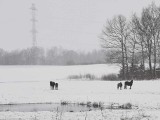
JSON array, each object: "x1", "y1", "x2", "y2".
[{"x1": 0, "y1": 0, "x2": 160, "y2": 52}]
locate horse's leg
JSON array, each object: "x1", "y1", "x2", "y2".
[
  {"x1": 53, "y1": 84, "x2": 55, "y2": 90},
  {"x1": 117, "y1": 84, "x2": 119, "y2": 90},
  {"x1": 55, "y1": 84, "x2": 57, "y2": 90},
  {"x1": 121, "y1": 83, "x2": 122, "y2": 90}
]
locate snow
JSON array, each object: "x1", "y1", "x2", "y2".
[
  {"x1": 0, "y1": 64, "x2": 160, "y2": 119},
  {"x1": 0, "y1": 80, "x2": 160, "y2": 109},
  {"x1": 0, "y1": 64, "x2": 120, "y2": 82},
  {"x1": 0, "y1": 109, "x2": 160, "y2": 120}
]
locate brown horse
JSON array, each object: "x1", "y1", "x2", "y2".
[
  {"x1": 124, "y1": 80, "x2": 133, "y2": 89},
  {"x1": 55, "y1": 83, "x2": 58, "y2": 90},
  {"x1": 117, "y1": 82, "x2": 122, "y2": 90},
  {"x1": 50, "y1": 81, "x2": 55, "y2": 90}
]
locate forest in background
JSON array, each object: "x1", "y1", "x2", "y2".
[{"x1": 0, "y1": 47, "x2": 105, "y2": 65}]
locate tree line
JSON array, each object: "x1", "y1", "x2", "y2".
[
  {"x1": 101, "y1": 2, "x2": 160, "y2": 80},
  {"x1": 0, "y1": 47, "x2": 105, "y2": 65}
]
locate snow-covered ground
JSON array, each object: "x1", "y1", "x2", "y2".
[
  {"x1": 0, "y1": 109, "x2": 159, "y2": 120},
  {"x1": 0, "y1": 64, "x2": 160, "y2": 120},
  {"x1": 0, "y1": 64, "x2": 119, "y2": 82},
  {"x1": 0, "y1": 80, "x2": 160, "y2": 108}
]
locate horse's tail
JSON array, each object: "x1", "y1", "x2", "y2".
[
  {"x1": 124, "y1": 82, "x2": 126, "y2": 89},
  {"x1": 117, "y1": 84, "x2": 119, "y2": 89},
  {"x1": 131, "y1": 80, "x2": 133, "y2": 84},
  {"x1": 130, "y1": 80, "x2": 133, "y2": 86}
]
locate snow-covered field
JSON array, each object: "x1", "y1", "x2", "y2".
[
  {"x1": 0, "y1": 64, "x2": 120, "y2": 82},
  {"x1": 0, "y1": 64, "x2": 160, "y2": 120}
]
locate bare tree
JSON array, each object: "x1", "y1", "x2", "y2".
[
  {"x1": 135, "y1": 3, "x2": 160, "y2": 79},
  {"x1": 101, "y1": 15, "x2": 130, "y2": 79}
]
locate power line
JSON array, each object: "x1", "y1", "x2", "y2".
[{"x1": 30, "y1": 3, "x2": 37, "y2": 47}]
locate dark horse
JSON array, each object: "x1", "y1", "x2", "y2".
[
  {"x1": 55, "y1": 83, "x2": 58, "y2": 90},
  {"x1": 50, "y1": 81, "x2": 55, "y2": 90},
  {"x1": 117, "y1": 82, "x2": 122, "y2": 90},
  {"x1": 124, "y1": 80, "x2": 133, "y2": 89}
]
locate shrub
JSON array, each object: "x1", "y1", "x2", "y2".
[
  {"x1": 68, "y1": 74, "x2": 83, "y2": 79},
  {"x1": 92, "y1": 102, "x2": 99, "y2": 108},
  {"x1": 101, "y1": 74, "x2": 118, "y2": 81},
  {"x1": 120, "y1": 102, "x2": 132, "y2": 109},
  {"x1": 68, "y1": 74, "x2": 96, "y2": 80},
  {"x1": 78, "y1": 102, "x2": 86, "y2": 106},
  {"x1": 86, "y1": 101, "x2": 92, "y2": 107},
  {"x1": 84, "y1": 74, "x2": 96, "y2": 80},
  {"x1": 60, "y1": 101, "x2": 69, "y2": 105},
  {"x1": 98, "y1": 102, "x2": 104, "y2": 108}
]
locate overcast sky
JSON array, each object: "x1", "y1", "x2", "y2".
[{"x1": 0, "y1": 0, "x2": 160, "y2": 52}]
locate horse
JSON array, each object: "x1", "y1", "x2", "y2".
[
  {"x1": 117, "y1": 82, "x2": 122, "y2": 90},
  {"x1": 50, "y1": 81, "x2": 55, "y2": 90},
  {"x1": 55, "y1": 83, "x2": 58, "y2": 90},
  {"x1": 124, "y1": 80, "x2": 133, "y2": 89}
]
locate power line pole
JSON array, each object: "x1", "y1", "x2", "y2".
[{"x1": 30, "y1": 3, "x2": 37, "y2": 47}]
